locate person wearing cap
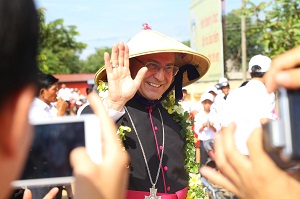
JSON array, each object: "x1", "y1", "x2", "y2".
[
  {"x1": 206, "y1": 85, "x2": 218, "y2": 99},
  {"x1": 83, "y1": 24, "x2": 210, "y2": 198},
  {"x1": 193, "y1": 93, "x2": 220, "y2": 167},
  {"x1": 220, "y1": 54, "x2": 276, "y2": 155},
  {"x1": 190, "y1": 85, "x2": 218, "y2": 117},
  {"x1": 205, "y1": 85, "x2": 218, "y2": 111},
  {"x1": 217, "y1": 77, "x2": 230, "y2": 100},
  {"x1": 213, "y1": 78, "x2": 230, "y2": 122}
]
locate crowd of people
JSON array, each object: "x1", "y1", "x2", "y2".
[
  {"x1": 182, "y1": 54, "x2": 278, "y2": 167},
  {"x1": 56, "y1": 83, "x2": 90, "y2": 116},
  {"x1": 2, "y1": 0, "x2": 300, "y2": 199}
]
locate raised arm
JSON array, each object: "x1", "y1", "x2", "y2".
[{"x1": 104, "y1": 42, "x2": 147, "y2": 111}]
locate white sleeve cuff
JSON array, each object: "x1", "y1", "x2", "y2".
[
  {"x1": 108, "y1": 108, "x2": 125, "y2": 121},
  {"x1": 103, "y1": 98, "x2": 125, "y2": 122}
]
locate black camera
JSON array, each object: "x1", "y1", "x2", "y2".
[{"x1": 262, "y1": 87, "x2": 300, "y2": 170}]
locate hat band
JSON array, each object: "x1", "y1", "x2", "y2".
[{"x1": 161, "y1": 64, "x2": 200, "y2": 101}]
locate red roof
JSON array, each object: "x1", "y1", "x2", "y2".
[{"x1": 54, "y1": 74, "x2": 94, "y2": 83}]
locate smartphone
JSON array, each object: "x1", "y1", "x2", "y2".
[
  {"x1": 263, "y1": 88, "x2": 300, "y2": 169},
  {"x1": 279, "y1": 88, "x2": 300, "y2": 160},
  {"x1": 11, "y1": 114, "x2": 101, "y2": 188}
]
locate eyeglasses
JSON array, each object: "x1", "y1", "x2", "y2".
[{"x1": 134, "y1": 57, "x2": 179, "y2": 77}]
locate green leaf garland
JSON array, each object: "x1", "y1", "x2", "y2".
[{"x1": 98, "y1": 81, "x2": 206, "y2": 198}]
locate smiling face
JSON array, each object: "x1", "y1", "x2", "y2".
[{"x1": 131, "y1": 52, "x2": 175, "y2": 100}]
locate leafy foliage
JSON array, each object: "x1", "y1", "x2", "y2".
[
  {"x1": 37, "y1": 8, "x2": 87, "y2": 74},
  {"x1": 81, "y1": 47, "x2": 111, "y2": 73},
  {"x1": 162, "y1": 92, "x2": 206, "y2": 199},
  {"x1": 225, "y1": 10, "x2": 264, "y2": 71},
  {"x1": 234, "y1": 0, "x2": 300, "y2": 58},
  {"x1": 258, "y1": 0, "x2": 300, "y2": 57}
]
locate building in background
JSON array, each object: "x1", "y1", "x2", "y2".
[{"x1": 54, "y1": 74, "x2": 94, "y2": 96}]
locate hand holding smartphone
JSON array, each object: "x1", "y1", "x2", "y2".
[
  {"x1": 13, "y1": 93, "x2": 129, "y2": 199},
  {"x1": 12, "y1": 114, "x2": 101, "y2": 188}
]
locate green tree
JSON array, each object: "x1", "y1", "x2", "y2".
[
  {"x1": 183, "y1": 40, "x2": 190, "y2": 47},
  {"x1": 37, "y1": 8, "x2": 87, "y2": 74},
  {"x1": 224, "y1": 10, "x2": 264, "y2": 71},
  {"x1": 259, "y1": 0, "x2": 300, "y2": 57},
  {"x1": 236, "y1": 0, "x2": 300, "y2": 58},
  {"x1": 82, "y1": 47, "x2": 111, "y2": 73}
]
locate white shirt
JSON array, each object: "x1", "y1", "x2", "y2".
[
  {"x1": 221, "y1": 79, "x2": 276, "y2": 155},
  {"x1": 194, "y1": 110, "x2": 220, "y2": 141},
  {"x1": 29, "y1": 98, "x2": 58, "y2": 120},
  {"x1": 214, "y1": 93, "x2": 227, "y2": 120},
  {"x1": 179, "y1": 100, "x2": 192, "y2": 113},
  {"x1": 57, "y1": 88, "x2": 73, "y2": 101}
]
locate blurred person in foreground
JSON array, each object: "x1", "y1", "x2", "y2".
[
  {"x1": 1, "y1": 0, "x2": 128, "y2": 199},
  {"x1": 220, "y1": 54, "x2": 277, "y2": 156},
  {"x1": 200, "y1": 46, "x2": 300, "y2": 199}
]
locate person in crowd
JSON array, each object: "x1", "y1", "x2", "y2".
[
  {"x1": 190, "y1": 86, "x2": 218, "y2": 164},
  {"x1": 1, "y1": 0, "x2": 128, "y2": 199},
  {"x1": 190, "y1": 85, "x2": 218, "y2": 118},
  {"x1": 221, "y1": 54, "x2": 276, "y2": 155},
  {"x1": 82, "y1": 24, "x2": 210, "y2": 198},
  {"x1": 57, "y1": 83, "x2": 72, "y2": 115},
  {"x1": 77, "y1": 84, "x2": 97, "y2": 116},
  {"x1": 29, "y1": 74, "x2": 68, "y2": 120},
  {"x1": 213, "y1": 77, "x2": 230, "y2": 119},
  {"x1": 193, "y1": 93, "x2": 220, "y2": 167},
  {"x1": 57, "y1": 83, "x2": 73, "y2": 102},
  {"x1": 200, "y1": 46, "x2": 300, "y2": 199},
  {"x1": 179, "y1": 88, "x2": 192, "y2": 113},
  {"x1": 205, "y1": 85, "x2": 218, "y2": 113},
  {"x1": 27, "y1": 73, "x2": 69, "y2": 198},
  {"x1": 86, "y1": 85, "x2": 94, "y2": 95},
  {"x1": 217, "y1": 77, "x2": 230, "y2": 100},
  {"x1": 77, "y1": 90, "x2": 87, "y2": 103},
  {"x1": 72, "y1": 88, "x2": 79, "y2": 101},
  {"x1": 206, "y1": 85, "x2": 218, "y2": 99}
]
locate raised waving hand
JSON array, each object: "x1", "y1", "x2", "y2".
[{"x1": 104, "y1": 42, "x2": 147, "y2": 111}]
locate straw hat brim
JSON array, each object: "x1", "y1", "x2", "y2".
[{"x1": 94, "y1": 30, "x2": 210, "y2": 87}]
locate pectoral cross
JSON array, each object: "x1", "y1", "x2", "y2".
[{"x1": 145, "y1": 186, "x2": 161, "y2": 199}]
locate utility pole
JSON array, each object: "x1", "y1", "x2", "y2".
[
  {"x1": 241, "y1": 0, "x2": 247, "y2": 81},
  {"x1": 221, "y1": 0, "x2": 226, "y2": 78}
]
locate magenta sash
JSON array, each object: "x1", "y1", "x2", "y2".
[{"x1": 126, "y1": 187, "x2": 188, "y2": 199}]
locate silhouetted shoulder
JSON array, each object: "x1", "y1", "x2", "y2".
[{"x1": 79, "y1": 104, "x2": 94, "y2": 115}]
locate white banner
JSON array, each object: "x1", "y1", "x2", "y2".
[{"x1": 190, "y1": 0, "x2": 224, "y2": 82}]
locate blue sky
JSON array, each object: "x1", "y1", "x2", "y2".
[{"x1": 34, "y1": 0, "x2": 262, "y2": 59}]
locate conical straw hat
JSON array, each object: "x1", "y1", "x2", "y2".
[{"x1": 94, "y1": 29, "x2": 210, "y2": 87}]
